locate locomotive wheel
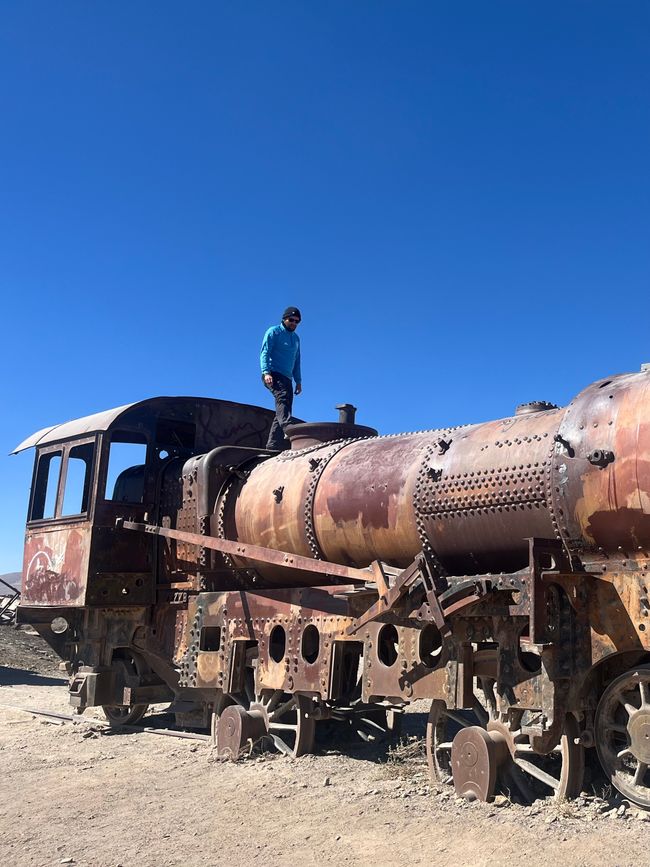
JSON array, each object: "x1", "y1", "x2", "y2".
[
  {"x1": 102, "y1": 652, "x2": 149, "y2": 727},
  {"x1": 595, "y1": 665, "x2": 650, "y2": 808},
  {"x1": 215, "y1": 704, "x2": 267, "y2": 760},
  {"x1": 103, "y1": 702, "x2": 149, "y2": 727},
  {"x1": 250, "y1": 690, "x2": 316, "y2": 757},
  {"x1": 426, "y1": 682, "x2": 584, "y2": 802},
  {"x1": 215, "y1": 680, "x2": 316, "y2": 759}
]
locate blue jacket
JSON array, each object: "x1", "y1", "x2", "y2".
[{"x1": 260, "y1": 323, "x2": 302, "y2": 384}]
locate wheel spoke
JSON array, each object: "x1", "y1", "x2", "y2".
[
  {"x1": 480, "y1": 679, "x2": 498, "y2": 718},
  {"x1": 487, "y1": 690, "x2": 498, "y2": 717},
  {"x1": 606, "y1": 723, "x2": 629, "y2": 735},
  {"x1": 514, "y1": 744, "x2": 535, "y2": 755},
  {"x1": 270, "y1": 734, "x2": 294, "y2": 755},
  {"x1": 269, "y1": 722, "x2": 299, "y2": 732},
  {"x1": 265, "y1": 691, "x2": 283, "y2": 713},
  {"x1": 269, "y1": 697, "x2": 296, "y2": 722},
  {"x1": 639, "y1": 681, "x2": 650, "y2": 708},
  {"x1": 595, "y1": 665, "x2": 650, "y2": 808},
  {"x1": 633, "y1": 762, "x2": 648, "y2": 785},
  {"x1": 357, "y1": 717, "x2": 389, "y2": 734},
  {"x1": 330, "y1": 710, "x2": 348, "y2": 720},
  {"x1": 445, "y1": 710, "x2": 474, "y2": 728},
  {"x1": 471, "y1": 698, "x2": 489, "y2": 726},
  {"x1": 503, "y1": 764, "x2": 535, "y2": 803},
  {"x1": 514, "y1": 757, "x2": 560, "y2": 791}
]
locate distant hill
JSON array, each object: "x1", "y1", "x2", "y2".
[{"x1": 0, "y1": 572, "x2": 22, "y2": 590}]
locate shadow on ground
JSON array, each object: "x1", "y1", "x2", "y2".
[{"x1": 0, "y1": 666, "x2": 67, "y2": 687}]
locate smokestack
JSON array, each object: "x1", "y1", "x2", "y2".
[{"x1": 336, "y1": 403, "x2": 357, "y2": 424}]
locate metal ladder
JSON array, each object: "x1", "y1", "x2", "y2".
[{"x1": 0, "y1": 577, "x2": 20, "y2": 625}]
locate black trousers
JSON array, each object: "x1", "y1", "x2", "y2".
[{"x1": 263, "y1": 372, "x2": 294, "y2": 450}]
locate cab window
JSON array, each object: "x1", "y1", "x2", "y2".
[
  {"x1": 105, "y1": 432, "x2": 148, "y2": 503},
  {"x1": 61, "y1": 443, "x2": 95, "y2": 516},
  {"x1": 30, "y1": 441, "x2": 96, "y2": 522},
  {"x1": 30, "y1": 451, "x2": 63, "y2": 520}
]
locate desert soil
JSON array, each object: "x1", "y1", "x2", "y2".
[{"x1": 1, "y1": 624, "x2": 649, "y2": 867}]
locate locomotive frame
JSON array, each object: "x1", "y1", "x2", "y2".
[{"x1": 13, "y1": 372, "x2": 650, "y2": 807}]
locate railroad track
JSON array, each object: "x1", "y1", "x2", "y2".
[{"x1": 0, "y1": 703, "x2": 211, "y2": 742}]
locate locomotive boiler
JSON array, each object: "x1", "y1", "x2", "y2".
[{"x1": 13, "y1": 367, "x2": 650, "y2": 808}]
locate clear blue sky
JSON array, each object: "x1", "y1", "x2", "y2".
[{"x1": 1, "y1": 2, "x2": 648, "y2": 573}]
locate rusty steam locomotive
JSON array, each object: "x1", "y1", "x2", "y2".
[{"x1": 13, "y1": 366, "x2": 650, "y2": 807}]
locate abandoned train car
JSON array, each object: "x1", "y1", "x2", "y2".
[{"x1": 13, "y1": 367, "x2": 650, "y2": 808}]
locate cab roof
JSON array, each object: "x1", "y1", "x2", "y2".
[{"x1": 12, "y1": 396, "x2": 271, "y2": 454}]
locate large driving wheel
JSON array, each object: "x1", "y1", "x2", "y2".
[
  {"x1": 426, "y1": 678, "x2": 584, "y2": 802},
  {"x1": 214, "y1": 670, "x2": 316, "y2": 759},
  {"x1": 250, "y1": 689, "x2": 316, "y2": 757},
  {"x1": 595, "y1": 664, "x2": 650, "y2": 808}
]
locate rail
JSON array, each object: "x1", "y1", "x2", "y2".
[{"x1": 0, "y1": 703, "x2": 211, "y2": 742}]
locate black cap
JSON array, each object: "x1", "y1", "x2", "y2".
[{"x1": 282, "y1": 306, "x2": 301, "y2": 321}]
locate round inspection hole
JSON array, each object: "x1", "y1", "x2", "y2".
[
  {"x1": 51, "y1": 616, "x2": 69, "y2": 635},
  {"x1": 377, "y1": 624, "x2": 399, "y2": 667},
  {"x1": 419, "y1": 623, "x2": 443, "y2": 668},
  {"x1": 301, "y1": 624, "x2": 320, "y2": 664},
  {"x1": 269, "y1": 625, "x2": 287, "y2": 662},
  {"x1": 519, "y1": 650, "x2": 543, "y2": 673}
]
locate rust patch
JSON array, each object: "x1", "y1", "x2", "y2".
[
  {"x1": 22, "y1": 528, "x2": 88, "y2": 605},
  {"x1": 586, "y1": 508, "x2": 650, "y2": 552},
  {"x1": 587, "y1": 572, "x2": 650, "y2": 659}
]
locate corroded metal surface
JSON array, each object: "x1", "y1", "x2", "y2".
[
  {"x1": 22, "y1": 526, "x2": 90, "y2": 606},
  {"x1": 14, "y1": 369, "x2": 650, "y2": 808},
  {"x1": 12, "y1": 396, "x2": 276, "y2": 455},
  {"x1": 551, "y1": 373, "x2": 650, "y2": 560},
  {"x1": 451, "y1": 726, "x2": 504, "y2": 802},
  {"x1": 315, "y1": 433, "x2": 428, "y2": 567},
  {"x1": 418, "y1": 412, "x2": 559, "y2": 574},
  {"x1": 121, "y1": 519, "x2": 372, "y2": 584},
  {"x1": 222, "y1": 408, "x2": 561, "y2": 578},
  {"x1": 219, "y1": 369, "x2": 650, "y2": 582}
]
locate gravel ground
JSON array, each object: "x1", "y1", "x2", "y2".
[{"x1": 2, "y1": 624, "x2": 649, "y2": 867}]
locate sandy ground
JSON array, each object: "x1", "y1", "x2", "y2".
[{"x1": 2, "y1": 625, "x2": 649, "y2": 867}]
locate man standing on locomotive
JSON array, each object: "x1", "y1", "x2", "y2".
[{"x1": 260, "y1": 306, "x2": 302, "y2": 450}]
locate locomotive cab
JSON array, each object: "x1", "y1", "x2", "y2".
[{"x1": 12, "y1": 396, "x2": 275, "y2": 666}]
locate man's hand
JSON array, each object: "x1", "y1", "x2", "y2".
[
  {"x1": 295, "y1": 383, "x2": 302, "y2": 395},
  {"x1": 264, "y1": 373, "x2": 273, "y2": 386}
]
